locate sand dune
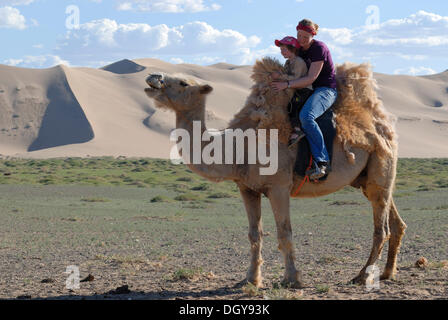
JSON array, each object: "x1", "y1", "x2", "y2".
[
  {"x1": 0, "y1": 58, "x2": 447, "y2": 159},
  {"x1": 102, "y1": 59, "x2": 146, "y2": 75},
  {"x1": 375, "y1": 71, "x2": 448, "y2": 157},
  {"x1": 0, "y1": 64, "x2": 93, "y2": 155}
]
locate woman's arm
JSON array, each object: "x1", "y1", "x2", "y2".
[{"x1": 271, "y1": 60, "x2": 324, "y2": 91}]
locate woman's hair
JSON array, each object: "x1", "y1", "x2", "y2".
[
  {"x1": 281, "y1": 44, "x2": 300, "y2": 56},
  {"x1": 298, "y1": 18, "x2": 319, "y2": 35}
]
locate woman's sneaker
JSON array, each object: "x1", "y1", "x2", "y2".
[
  {"x1": 306, "y1": 162, "x2": 329, "y2": 181},
  {"x1": 288, "y1": 128, "x2": 306, "y2": 148}
]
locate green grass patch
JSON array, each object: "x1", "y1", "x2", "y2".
[
  {"x1": 263, "y1": 287, "x2": 303, "y2": 300},
  {"x1": 241, "y1": 283, "x2": 261, "y2": 298},
  {"x1": 174, "y1": 193, "x2": 201, "y2": 202},
  {"x1": 316, "y1": 256, "x2": 338, "y2": 265},
  {"x1": 0, "y1": 157, "x2": 446, "y2": 203},
  {"x1": 207, "y1": 192, "x2": 233, "y2": 199},
  {"x1": 150, "y1": 195, "x2": 170, "y2": 203},
  {"x1": 315, "y1": 284, "x2": 330, "y2": 294},
  {"x1": 0, "y1": 157, "x2": 240, "y2": 198},
  {"x1": 329, "y1": 200, "x2": 360, "y2": 206},
  {"x1": 191, "y1": 183, "x2": 210, "y2": 191},
  {"x1": 81, "y1": 197, "x2": 110, "y2": 203},
  {"x1": 171, "y1": 268, "x2": 203, "y2": 281}
]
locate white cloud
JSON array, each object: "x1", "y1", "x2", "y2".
[
  {"x1": 55, "y1": 19, "x2": 261, "y2": 66},
  {"x1": 0, "y1": 6, "x2": 26, "y2": 29},
  {"x1": 170, "y1": 57, "x2": 184, "y2": 64},
  {"x1": 116, "y1": 0, "x2": 221, "y2": 13},
  {"x1": 0, "y1": 0, "x2": 101, "y2": 4},
  {"x1": 393, "y1": 66, "x2": 436, "y2": 76},
  {"x1": 0, "y1": 0, "x2": 35, "y2": 5},
  {"x1": 320, "y1": 27, "x2": 353, "y2": 45},
  {"x1": 239, "y1": 45, "x2": 279, "y2": 65},
  {"x1": 3, "y1": 54, "x2": 70, "y2": 68},
  {"x1": 193, "y1": 56, "x2": 221, "y2": 64},
  {"x1": 117, "y1": 2, "x2": 133, "y2": 11},
  {"x1": 319, "y1": 10, "x2": 448, "y2": 64}
]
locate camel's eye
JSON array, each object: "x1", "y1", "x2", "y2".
[{"x1": 180, "y1": 81, "x2": 189, "y2": 87}]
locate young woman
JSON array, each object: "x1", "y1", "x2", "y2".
[{"x1": 271, "y1": 18, "x2": 338, "y2": 180}]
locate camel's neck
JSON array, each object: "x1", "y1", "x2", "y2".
[
  {"x1": 174, "y1": 102, "x2": 236, "y2": 182},
  {"x1": 175, "y1": 107, "x2": 207, "y2": 138}
]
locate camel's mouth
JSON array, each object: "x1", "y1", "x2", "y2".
[
  {"x1": 145, "y1": 82, "x2": 161, "y2": 90},
  {"x1": 144, "y1": 86, "x2": 159, "y2": 94},
  {"x1": 145, "y1": 74, "x2": 164, "y2": 94}
]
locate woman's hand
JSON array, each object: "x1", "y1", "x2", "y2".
[
  {"x1": 271, "y1": 80, "x2": 288, "y2": 92},
  {"x1": 270, "y1": 71, "x2": 282, "y2": 80}
]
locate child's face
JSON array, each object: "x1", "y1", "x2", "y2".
[{"x1": 280, "y1": 46, "x2": 294, "y2": 59}]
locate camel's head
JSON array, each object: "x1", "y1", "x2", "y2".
[{"x1": 144, "y1": 73, "x2": 213, "y2": 112}]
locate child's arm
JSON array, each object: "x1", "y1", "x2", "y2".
[
  {"x1": 273, "y1": 58, "x2": 308, "y2": 81},
  {"x1": 284, "y1": 58, "x2": 308, "y2": 81}
]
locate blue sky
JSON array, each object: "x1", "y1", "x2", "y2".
[{"x1": 1, "y1": 0, "x2": 447, "y2": 75}]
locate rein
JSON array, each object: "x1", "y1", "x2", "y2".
[{"x1": 291, "y1": 155, "x2": 313, "y2": 197}]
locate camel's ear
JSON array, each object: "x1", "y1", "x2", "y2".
[{"x1": 199, "y1": 84, "x2": 213, "y2": 95}]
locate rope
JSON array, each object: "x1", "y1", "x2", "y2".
[{"x1": 291, "y1": 155, "x2": 313, "y2": 197}]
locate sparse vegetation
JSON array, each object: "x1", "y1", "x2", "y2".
[
  {"x1": 174, "y1": 193, "x2": 201, "y2": 201},
  {"x1": 241, "y1": 283, "x2": 261, "y2": 297},
  {"x1": 172, "y1": 268, "x2": 203, "y2": 281},
  {"x1": 150, "y1": 195, "x2": 169, "y2": 203},
  {"x1": 0, "y1": 157, "x2": 239, "y2": 198},
  {"x1": 207, "y1": 192, "x2": 233, "y2": 199},
  {"x1": 94, "y1": 254, "x2": 150, "y2": 268},
  {"x1": 81, "y1": 197, "x2": 110, "y2": 203},
  {"x1": 264, "y1": 288, "x2": 303, "y2": 300},
  {"x1": 191, "y1": 183, "x2": 210, "y2": 191},
  {"x1": 0, "y1": 157, "x2": 446, "y2": 300},
  {"x1": 317, "y1": 256, "x2": 338, "y2": 265},
  {"x1": 315, "y1": 284, "x2": 330, "y2": 294},
  {"x1": 329, "y1": 200, "x2": 360, "y2": 206}
]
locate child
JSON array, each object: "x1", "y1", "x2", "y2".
[{"x1": 274, "y1": 36, "x2": 313, "y2": 147}]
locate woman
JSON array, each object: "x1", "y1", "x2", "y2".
[{"x1": 272, "y1": 18, "x2": 338, "y2": 180}]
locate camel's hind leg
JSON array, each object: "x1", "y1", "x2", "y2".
[
  {"x1": 352, "y1": 153, "x2": 396, "y2": 285},
  {"x1": 381, "y1": 199, "x2": 407, "y2": 280},
  {"x1": 238, "y1": 185, "x2": 263, "y2": 288}
]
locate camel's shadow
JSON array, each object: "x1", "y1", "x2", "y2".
[{"x1": 11, "y1": 287, "x2": 239, "y2": 300}]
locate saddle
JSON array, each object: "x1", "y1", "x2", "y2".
[{"x1": 288, "y1": 89, "x2": 336, "y2": 180}]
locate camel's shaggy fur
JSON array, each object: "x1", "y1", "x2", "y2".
[
  {"x1": 229, "y1": 57, "x2": 397, "y2": 161},
  {"x1": 229, "y1": 57, "x2": 295, "y2": 144},
  {"x1": 333, "y1": 62, "x2": 397, "y2": 162}
]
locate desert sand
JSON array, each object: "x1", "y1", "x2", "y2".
[{"x1": 0, "y1": 58, "x2": 447, "y2": 159}]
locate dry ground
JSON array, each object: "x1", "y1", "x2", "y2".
[{"x1": 0, "y1": 158, "x2": 447, "y2": 300}]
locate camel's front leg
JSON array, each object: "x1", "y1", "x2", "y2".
[
  {"x1": 238, "y1": 185, "x2": 263, "y2": 288},
  {"x1": 267, "y1": 187, "x2": 303, "y2": 288}
]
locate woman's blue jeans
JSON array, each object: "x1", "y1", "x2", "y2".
[{"x1": 299, "y1": 87, "x2": 338, "y2": 163}]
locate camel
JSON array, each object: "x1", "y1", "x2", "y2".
[{"x1": 144, "y1": 57, "x2": 407, "y2": 289}]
